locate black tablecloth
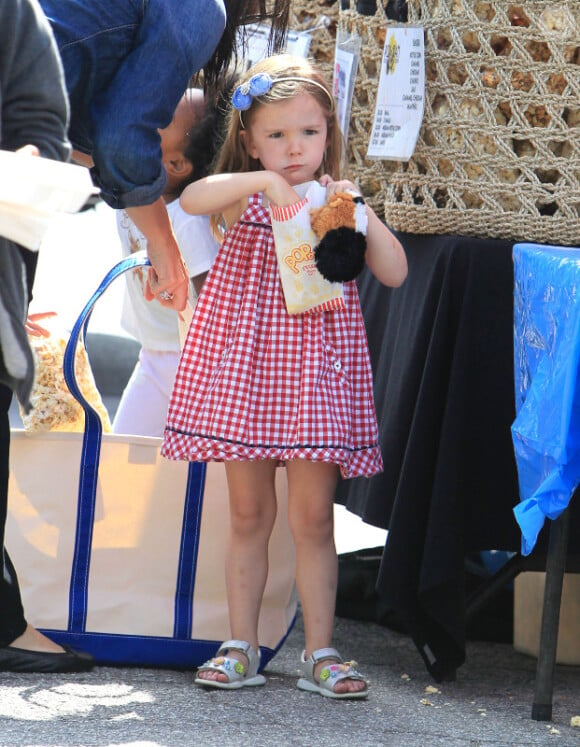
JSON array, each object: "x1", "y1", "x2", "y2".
[{"x1": 336, "y1": 231, "x2": 579, "y2": 681}]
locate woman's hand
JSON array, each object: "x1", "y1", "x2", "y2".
[
  {"x1": 143, "y1": 239, "x2": 189, "y2": 310},
  {"x1": 15, "y1": 144, "x2": 40, "y2": 157},
  {"x1": 126, "y1": 200, "x2": 189, "y2": 311}
]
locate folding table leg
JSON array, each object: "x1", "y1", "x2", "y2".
[{"x1": 532, "y1": 507, "x2": 570, "y2": 721}]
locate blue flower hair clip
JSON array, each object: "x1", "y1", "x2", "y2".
[
  {"x1": 232, "y1": 72, "x2": 335, "y2": 127},
  {"x1": 232, "y1": 73, "x2": 273, "y2": 112}
]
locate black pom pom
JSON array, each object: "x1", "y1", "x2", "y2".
[{"x1": 314, "y1": 226, "x2": 367, "y2": 283}]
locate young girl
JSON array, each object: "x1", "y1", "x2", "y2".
[
  {"x1": 112, "y1": 87, "x2": 224, "y2": 436},
  {"x1": 161, "y1": 54, "x2": 407, "y2": 698}
]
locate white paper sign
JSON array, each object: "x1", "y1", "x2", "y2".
[
  {"x1": 334, "y1": 46, "x2": 357, "y2": 139},
  {"x1": 239, "y1": 23, "x2": 311, "y2": 70},
  {"x1": 366, "y1": 26, "x2": 425, "y2": 161}
]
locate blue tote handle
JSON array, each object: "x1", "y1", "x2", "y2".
[
  {"x1": 62, "y1": 251, "x2": 204, "y2": 638},
  {"x1": 63, "y1": 250, "x2": 150, "y2": 416}
]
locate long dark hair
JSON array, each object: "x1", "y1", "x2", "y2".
[{"x1": 202, "y1": 0, "x2": 290, "y2": 90}]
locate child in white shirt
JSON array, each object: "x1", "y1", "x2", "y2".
[{"x1": 112, "y1": 87, "x2": 223, "y2": 436}]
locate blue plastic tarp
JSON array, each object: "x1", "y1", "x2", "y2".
[{"x1": 511, "y1": 243, "x2": 580, "y2": 555}]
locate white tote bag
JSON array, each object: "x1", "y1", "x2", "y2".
[{"x1": 7, "y1": 253, "x2": 297, "y2": 669}]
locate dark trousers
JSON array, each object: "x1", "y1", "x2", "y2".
[{"x1": 0, "y1": 246, "x2": 37, "y2": 647}]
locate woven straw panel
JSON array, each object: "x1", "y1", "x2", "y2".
[
  {"x1": 289, "y1": 0, "x2": 339, "y2": 80},
  {"x1": 340, "y1": 1, "x2": 580, "y2": 244}
]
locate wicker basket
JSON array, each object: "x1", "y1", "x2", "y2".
[
  {"x1": 340, "y1": 0, "x2": 580, "y2": 244},
  {"x1": 289, "y1": 0, "x2": 339, "y2": 80}
]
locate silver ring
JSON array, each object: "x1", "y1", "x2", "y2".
[{"x1": 159, "y1": 290, "x2": 174, "y2": 301}]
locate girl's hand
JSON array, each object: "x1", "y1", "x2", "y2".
[
  {"x1": 319, "y1": 175, "x2": 408, "y2": 288},
  {"x1": 26, "y1": 312, "x2": 57, "y2": 337},
  {"x1": 319, "y1": 175, "x2": 359, "y2": 198},
  {"x1": 263, "y1": 171, "x2": 300, "y2": 207}
]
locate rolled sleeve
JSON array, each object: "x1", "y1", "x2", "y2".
[{"x1": 52, "y1": 0, "x2": 226, "y2": 208}]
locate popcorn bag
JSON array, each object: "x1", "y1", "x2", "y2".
[
  {"x1": 270, "y1": 181, "x2": 345, "y2": 315},
  {"x1": 21, "y1": 318, "x2": 111, "y2": 434}
]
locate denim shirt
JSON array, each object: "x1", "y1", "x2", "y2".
[{"x1": 39, "y1": 0, "x2": 226, "y2": 209}]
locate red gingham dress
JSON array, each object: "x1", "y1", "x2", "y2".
[{"x1": 161, "y1": 193, "x2": 383, "y2": 479}]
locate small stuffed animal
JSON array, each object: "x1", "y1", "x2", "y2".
[{"x1": 310, "y1": 191, "x2": 367, "y2": 283}]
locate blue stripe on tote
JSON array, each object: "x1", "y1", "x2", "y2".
[
  {"x1": 37, "y1": 629, "x2": 287, "y2": 670},
  {"x1": 68, "y1": 408, "x2": 102, "y2": 631},
  {"x1": 174, "y1": 462, "x2": 206, "y2": 639}
]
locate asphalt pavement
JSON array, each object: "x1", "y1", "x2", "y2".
[{"x1": 1, "y1": 608, "x2": 580, "y2": 747}]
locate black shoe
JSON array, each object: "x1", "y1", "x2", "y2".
[{"x1": 0, "y1": 645, "x2": 95, "y2": 673}]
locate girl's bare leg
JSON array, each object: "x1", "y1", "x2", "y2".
[
  {"x1": 197, "y1": 460, "x2": 277, "y2": 683},
  {"x1": 286, "y1": 460, "x2": 365, "y2": 695}
]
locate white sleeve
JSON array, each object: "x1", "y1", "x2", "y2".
[{"x1": 168, "y1": 201, "x2": 220, "y2": 278}]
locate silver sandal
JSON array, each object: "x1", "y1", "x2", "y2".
[
  {"x1": 194, "y1": 640, "x2": 266, "y2": 690},
  {"x1": 297, "y1": 647, "x2": 369, "y2": 699}
]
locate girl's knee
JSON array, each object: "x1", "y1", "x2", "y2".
[
  {"x1": 289, "y1": 504, "x2": 334, "y2": 545},
  {"x1": 229, "y1": 495, "x2": 277, "y2": 538}
]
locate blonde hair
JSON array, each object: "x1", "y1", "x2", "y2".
[{"x1": 214, "y1": 54, "x2": 343, "y2": 181}]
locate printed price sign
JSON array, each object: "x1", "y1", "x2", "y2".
[{"x1": 367, "y1": 26, "x2": 425, "y2": 161}]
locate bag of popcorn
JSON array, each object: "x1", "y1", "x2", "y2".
[
  {"x1": 20, "y1": 316, "x2": 112, "y2": 434},
  {"x1": 270, "y1": 181, "x2": 345, "y2": 315}
]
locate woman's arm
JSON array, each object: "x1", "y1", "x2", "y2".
[
  {"x1": 319, "y1": 176, "x2": 408, "y2": 288},
  {"x1": 180, "y1": 171, "x2": 300, "y2": 223},
  {"x1": 126, "y1": 199, "x2": 190, "y2": 309}
]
